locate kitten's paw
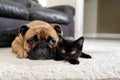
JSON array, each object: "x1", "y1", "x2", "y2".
[
  {"x1": 69, "y1": 59, "x2": 79, "y2": 65},
  {"x1": 54, "y1": 57, "x2": 64, "y2": 61},
  {"x1": 80, "y1": 53, "x2": 92, "y2": 59},
  {"x1": 84, "y1": 54, "x2": 92, "y2": 58},
  {"x1": 17, "y1": 50, "x2": 28, "y2": 59}
]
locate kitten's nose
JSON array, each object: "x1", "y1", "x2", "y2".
[{"x1": 38, "y1": 43, "x2": 46, "y2": 49}]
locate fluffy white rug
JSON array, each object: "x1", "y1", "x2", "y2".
[{"x1": 0, "y1": 39, "x2": 120, "y2": 80}]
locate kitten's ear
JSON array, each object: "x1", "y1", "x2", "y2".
[
  {"x1": 19, "y1": 25, "x2": 29, "y2": 36},
  {"x1": 77, "y1": 37, "x2": 84, "y2": 47},
  {"x1": 51, "y1": 24, "x2": 63, "y2": 36}
]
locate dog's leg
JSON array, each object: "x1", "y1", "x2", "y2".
[{"x1": 12, "y1": 37, "x2": 28, "y2": 58}]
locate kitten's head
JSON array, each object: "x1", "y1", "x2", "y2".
[{"x1": 58, "y1": 36, "x2": 84, "y2": 60}]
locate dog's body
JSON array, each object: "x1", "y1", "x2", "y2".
[{"x1": 12, "y1": 20, "x2": 60, "y2": 59}]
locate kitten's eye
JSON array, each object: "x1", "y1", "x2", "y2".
[
  {"x1": 71, "y1": 50, "x2": 76, "y2": 55},
  {"x1": 61, "y1": 49, "x2": 66, "y2": 54}
]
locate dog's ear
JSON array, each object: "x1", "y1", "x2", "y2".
[
  {"x1": 51, "y1": 24, "x2": 63, "y2": 36},
  {"x1": 19, "y1": 25, "x2": 29, "y2": 36}
]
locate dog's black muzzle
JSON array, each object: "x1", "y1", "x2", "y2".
[{"x1": 27, "y1": 42, "x2": 53, "y2": 60}]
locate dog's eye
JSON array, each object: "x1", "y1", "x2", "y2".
[
  {"x1": 47, "y1": 35, "x2": 56, "y2": 45},
  {"x1": 50, "y1": 39, "x2": 56, "y2": 45},
  {"x1": 27, "y1": 39, "x2": 34, "y2": 46},
  {"x1": 33, "y1": 35, "x2": 38, "y2": 41},
  {"x1": 27, "y1": 35, "x2": 38, "y2": 45}
]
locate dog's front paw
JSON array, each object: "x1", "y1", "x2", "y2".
[{"x1": 17, "y1": 50, "x2": 28, "y2": 59}]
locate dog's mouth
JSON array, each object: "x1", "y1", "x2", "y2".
[{"x1": 27, "y1": 42, "x2": 53, "y2": 60}]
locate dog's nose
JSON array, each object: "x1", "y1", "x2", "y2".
[{"x1": 38, "y1": 43, "x2": 46, "y2": 49}]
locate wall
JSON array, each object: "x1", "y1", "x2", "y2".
[
  {"x1": 37, "y1": 0, "x2": 47, "y2": 6},
  {"x1": 97, "y1": 0, "x2": 120, "y2": 33},
  {"x1": 84, "y1": 0, "x2": 120, "y2": 39},
  {"x1": 46, "y1": 0, "x2": 76, "y2": 8},
  {"x1": 83, "y1": 0, "x2": 98, "y2": 34}
]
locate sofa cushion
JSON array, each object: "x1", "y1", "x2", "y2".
[
  {"x1": 9, "y1": 0, "x2": 41, "y2": 8},
  {"x1": 28, "y1": 8, "x2": 69, "y2": 24},
  {"x1": 0, "y1": 29, "x2": 18, "y2": 47},
  {"x1": 29, "y1": 0, "x2": 42, "y2": 8},
  {"x1": 0, "y1": 0, "x2": 29, "y2": 20},
  {"x1": 9, "y1": 0, "x2": 31, "y2": 8}
]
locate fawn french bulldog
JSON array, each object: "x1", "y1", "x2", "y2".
[{"x1": 12, "y1": 20, "x2": 61, "y2": 59}]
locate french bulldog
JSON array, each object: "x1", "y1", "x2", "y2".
[{"x1": 11, "y1": 20, "x2": 61, "y2": 59}]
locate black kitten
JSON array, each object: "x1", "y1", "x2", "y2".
[{"x1": 54, "y1": 36, "x2": 92, "y2": 65}]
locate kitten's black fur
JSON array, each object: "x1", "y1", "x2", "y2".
[{"x1": 54, "y1": 36, "x2": 92, "y2": 65}]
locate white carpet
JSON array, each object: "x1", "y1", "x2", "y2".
[{"x1": 0, "y1": 39, "x2": 120, "y2": 80}]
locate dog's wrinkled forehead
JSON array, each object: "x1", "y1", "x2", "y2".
[{"x1": 25, "y1": 21, "x2": 59, "y2": 41}]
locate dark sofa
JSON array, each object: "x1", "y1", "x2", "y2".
[{"x1": 0, "y1": 0, "x2": 75, "y2": 47}]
